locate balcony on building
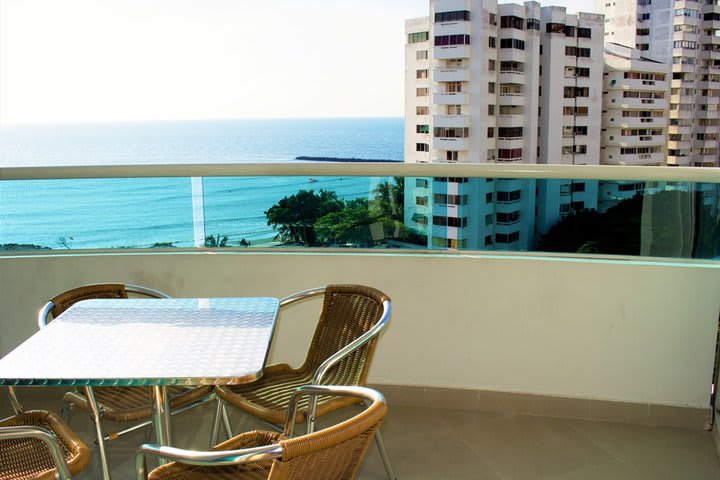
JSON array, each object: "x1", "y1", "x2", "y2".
[
  {"x1": 432, "y1": 114, "x2": 470, "y2": 128},
  {"x1": 433, "y1": 65, "x2": 470, "y2": 82},
  {"x1": 433, "y1": 91, "x2": 469, "y2": 105},
  {"x1": 1, "y1": 162, "x2": 719, "y2": 479},
  {"x1": 434, "y1": 44, "x2": 470, "y2": 60}
]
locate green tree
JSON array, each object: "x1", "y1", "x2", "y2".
[
  {"x1": 205, "y1": 234, "x2": 228, "y2": 248},
  {"x1": 316, "y1": 198, "x2": 376, "y2": 246},
  {"x1": 373, "y1": 176, "x2": 405, "y2": 221},
  {"x1": 265, "y1": 189, "x2": 343, "y2": 246},
  {"x1": 539, "y1": 190, "x2": 720, "y2": 258}
]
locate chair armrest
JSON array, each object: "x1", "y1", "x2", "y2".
[
  {"x1": 282, "y1": 385, "x2": 385, "y2": 436},
  {"x1": 135, "y1": 442, "x2": 283, "y2": 479},
  {"x1": 37, "y1": 301, "x2": 54, "y2": 330},
  {"x1": 5, "y1": 386, "x2": 24, "y2": 415},
  {"x1": 0, "y1": 425, "x2": 72, "y2": 479},
  {"x1": 311, "y1": 299, "x2": 391, "y2": 385},
  {"x1": 278, "y1": 286, "x2": 326, "y2": 308}
]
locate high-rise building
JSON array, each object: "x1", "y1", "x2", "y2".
[
  {"x1": 597, "y1": 0, "x2": 720, "y2": 167},
  {"x1": 404, "y1": 1, "x2": 605, "y2": 249}
]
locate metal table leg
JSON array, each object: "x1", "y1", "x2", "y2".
[
  {"x1": 85, "y1": 387, "x2": 111, "y2": 480},
  {"x1": 151, "y1": 385, "x2": 172, "y2": 465}
]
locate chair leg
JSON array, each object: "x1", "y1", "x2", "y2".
[
  {"x1": 374, "y1": 428, "x2": 397, "y2": 480},
  {"x1": 85, "y1": 387, "x2": 112, "y2": 480},
  {"x1": 221, "y1": 403, "x2": 234, "y2": 439},
  {"x1": 209, "y1": 399, "x2": 223, "y2": 447}
]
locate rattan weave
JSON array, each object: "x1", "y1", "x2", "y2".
[
  {"x1": 45, "y1": 283, "x2": 212, "y2": 423},
  {"x1": 0, "y1": 410, "x2": 90, "y2": 480},
  {"x1": 147, "y1": 394, "x2": 386, "y2": 480},
  {"x1": 215, "y1": 285, "x2": 389, "y2": 425}
]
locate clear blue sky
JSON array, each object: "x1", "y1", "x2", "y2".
[{"x1": 0, "y1": 0, "x2": 596, "y2": 125}]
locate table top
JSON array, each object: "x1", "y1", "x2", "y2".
[{"x1": 0, "y1": 297, "x2": 279, "y2": 387}]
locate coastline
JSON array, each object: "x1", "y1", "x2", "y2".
[{"x1": 295, "y1": 156, "x2": 401, "y2": 163}]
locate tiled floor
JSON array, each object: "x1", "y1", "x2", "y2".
[{"x1": 2, "y1": 389, "x2": 719, "y2": 479}]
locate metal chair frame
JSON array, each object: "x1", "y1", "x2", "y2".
[
  {"x1": 35, "y1": 283, "x2": 214, "y2": 480},
  {"x1": 1, "y1": 387, "x2": 80, "y2": 480},
  {"x1": 136, "y1": 385, "x2": 385, "y2": 480},
  {"x1": 210, "y1": 286, "x2": 396, "y2": 480}
]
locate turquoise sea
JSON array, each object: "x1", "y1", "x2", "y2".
[{"x1": 0, "y1": 118, "x2": 403, "y2": 249}]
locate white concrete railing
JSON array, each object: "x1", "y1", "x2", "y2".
[{"x1": 4, "y1": 161, "x2": 720, "y2": 182}]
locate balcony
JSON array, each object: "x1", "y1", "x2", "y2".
[
  {"x1": 0, "y1": 163, "x2": 719, "y2": 479},
  {"x1": 433, "y1": 92, "x2": 469, "y2": 105},
  {"x1": 433, "y1": 66, "x2": 470, "y2": 83},
  {"x1": 432, "y1": 114, "x2": 470, "y2": 128},
  {"x1": 432, "y1": 136, "x2": 469, "y2": 150},
  {"x1": 434, "y1": 44, "x2": 470, "y2": 60},
  {"x1": 497, "y1": 71, "x2": 525, "y2": 85}
]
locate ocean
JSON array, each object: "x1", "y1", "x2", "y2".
[{"x1": 0, "y1": 118, "x2": 404, "y2": 249}]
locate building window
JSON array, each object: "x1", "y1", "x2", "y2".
[
  {"x1": 416, "y1": 69, "x2": 428, "y2": 79},
  {"x1": 416, "y1": 125, "x2": 429, "y2": 134},
  {"x1": 408, "y1": 32, "x2": 429, "y2": 44},
  {"x1": 498, "y1": 148, "x2": 523, "y2": 161},
  {"x1": 500, "y1": 15, "x2": 525, "y2": 30},
  {"x1": 489, "y1": 13, "x2": 497, "y2": 26},
  {"x1": 546, "y1": 23, "x2": 565, "y2": 34},
  {"x1": 416, "y1": 50, "x2": 428, "y2": 60},
  {"x1": 500, "y1": 38, "x2": 525, "y2": 50},
  {"x1": 416, "y1": 196, "x2": 428, "y2": 206},
  {"x1": 565, "y1": 46, "x2": 591, "y2": 57},
  {"x1": 434, "y1": 34, "x2": 470, "y2": 46},
  {"x1": 416, "y1": 106, "x2": 429, "y2": 115},
  {"x1": 488, "y1": 82, "x2": 495, "y2": 94},
  {"x1": 416, "y1": 179, "x2": 429, "y2": 188},
  {"x1": 527, "y1": 18, "x2": 540, "y2": 30},
  {"x1": 495, "y1": 232, "x2": 520, "y2": 244},
  {"x1": 486, "y1": 192, "x2": 493, "y2": 203},
  {"x1": 489, "y1": 36, "x2": 496, "y2": 48},
  {"x1": 578, "y1": 27, "x2": 592, "y2": 38},
  {"x1": 487, "y1": 127, "x2": 495, "y2": 138},
  {"x1": 447, "y1": 104, "x2": 462, "y2": 115},
  {"x1": 485, "y1": 214, "x2": 494, "y2": 226},
  {"x1": 485, "y1": 235, "x2": 493, "y2": 246},
  {"x1": 445, "y1": 82, "x2": 462, "y2": 93},
  {"x1": 572, "y1": 182, "x2": 586, "y2": 193},
  {"x1": 488, "y1": 104, "x2": 495, "y2": 116},
  {"x1": 564, "y1": 25, "x2": 576, "y2": 37},
  {"x1": 435, "y1": 10, "x2": 470, "y2": 23},
  {"x1": 498, "y1": 127, "x2": 523, "y2": 138},
  {"x1": 496, "y1": 212, "x2": 520, "y2": 225},
  {"x1": 447, "y1": 151, "x2": 459, "y2": 162},
  {"x1": 416, "y1": 88, "x2": 428, "y2": 97},
  {"x1": 564, "y1": 86, "x2": 589, "y2": 98},
  {"x1": 416, "y1": 143, "x2": 429, "y2": 152},
  {"x1": 489, "y1": 59, "x2": 496, "y2": 71},
  {"x1": 434, "y1": 127, "x2": 469, "y2": 138}
]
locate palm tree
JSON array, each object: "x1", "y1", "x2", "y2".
[{"x1": 205, "y1": 234, "x2": 228, "y2": 248}]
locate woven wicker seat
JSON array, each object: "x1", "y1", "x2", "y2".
[
  {"x1": 138, "y1": 386, "x2": 386, "y2": 480},
  {"x1": 212, "y1": 285, "x2": 395, "y2": 479},
  {"x1": 0, "y1": 409, "x2": 90, "y2": 480},
  {"x1": 37, "y1": 283, "x2": 213, "y2": 478}
]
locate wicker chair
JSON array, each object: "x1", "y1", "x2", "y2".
[
  {"x1": 136, "y1": 385, "x2": 387, "y2": 480},
  {"x1": 212, "y1": 285, "x2": 395, "y2": 479},
  {"x1": 1, "y1": 388, "x2": 90, "y2": 480},
  {"x1": 37, "y1": 283, "x2": 212, "y2": 477}
]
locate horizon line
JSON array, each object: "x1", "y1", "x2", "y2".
[{"x1": 0, "y1": 115, "x2": 405, "y2": 128}]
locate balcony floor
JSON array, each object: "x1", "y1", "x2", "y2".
[{"x1": 2, "y1": 390, "x2": 719, "y2": 479}]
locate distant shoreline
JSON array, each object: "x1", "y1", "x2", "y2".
[{"x1": 295, "y1": 156, "x2": 401, "y2": 163}]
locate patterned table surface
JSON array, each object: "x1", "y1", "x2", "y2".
[{"x1": 0, "y1": 298, "x2": 279, "y2": 386}]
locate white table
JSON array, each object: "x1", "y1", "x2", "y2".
[{"x1": 0, "y1": 297, "x2": 279, "y2": 479}]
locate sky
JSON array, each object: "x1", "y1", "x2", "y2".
[{"x1": 0, "y1": 0, "x2": 596, "y2": 125}]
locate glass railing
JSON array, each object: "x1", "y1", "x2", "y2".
[{"x1": 2, "y1": 164, "x2": 720, "y2": 260}]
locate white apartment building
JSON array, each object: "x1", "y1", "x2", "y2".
[
  {"x1": 405, "y1": 1, "x2": 605, "y2": 249},
  {"x1": 597, "y1": 0, "x2": 720, "y2": 167},
  {"x1": 599, "y1": 42, "x2": 670, "y2": 210}
]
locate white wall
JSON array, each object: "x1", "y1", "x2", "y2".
[{"x1": 0, "y1": 252, "x2": 718, "y2": 408}]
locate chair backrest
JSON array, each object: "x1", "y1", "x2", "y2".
[
  {"x1": 299, "y1": 285, "x2": 390, "y2": 387},
  {"x1": 270, "y1": 386, "x2": 387, "y2": 480},
  {"x1": 39, "y1": 283, "x2": 170, "y2": 328}
]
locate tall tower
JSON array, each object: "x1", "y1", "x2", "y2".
[{"x1": 597, "y1": 0, "x2": 720, "y2": 167}]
